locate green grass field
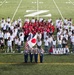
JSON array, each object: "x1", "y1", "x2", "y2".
[
  {"x1": 0, "y1": 54, "x2": 74, "y2": 75},
  {"x1": 0, "y1": 0, "x2": 74, "y2": 22},
  {"x1": 0, "y1": 0, "x2": 74, "y2": 75}
]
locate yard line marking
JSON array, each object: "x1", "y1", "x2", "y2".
[
  {"x1": 53, "y1": 0, "x2": 64, "y2": 20},
  {"x1": 69, "y1": 0, "x2": 74, "y2": 5},
  {"x1": 0, "y1": 0, "x2": 6, "y2": 6},
  {"x1": 26, "y1": 10, "x2": 37, "y2": 12},
  {"x1": 25, "y1": 10, "x2": 49, "y2": 17},
  {"x1": 25, "y1": 10, "x2": 51, "y2": 17},
  {"x1": 37, "y1": 0, "x2": 39, "y2": 12},
  {"x1": 37, "y1": 0, "x2": 39, "y2": 20},
  {"x1": 11, "y1": 0, "x2": 22, "y2": 22},
  {"x1": 0, "y1": 62, "x2": 74, "y2": 65}
]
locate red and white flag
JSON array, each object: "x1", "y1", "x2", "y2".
[{"x1": 27, "y1": 34, "x2": 37, "y2": 48}]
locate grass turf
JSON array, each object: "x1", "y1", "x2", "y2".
[
  {"x1": 0, "y1": 0, "x2": 74, "y2": 75},
  {"x1": 0, "y1": 54, "x2": 74, "y2": 75},
  {"x1": 0, "y1": 0, "x2": 74, "y2": 22}
]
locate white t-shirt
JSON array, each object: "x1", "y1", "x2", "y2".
[
  {"x1": 18, "y1": 18, "x2": 22, "y2": 23},
  {"x1": 3, "y1": 24, "x2": 6, "y2": 30},
  {"x1": 10, "y1": 25, "x2": 14, "y2": 30},
  {"x1": 7, "y1": 40, "x2": 12, "y2": 46},
  {"x1": 64, "y1": 34, "x2": 68, "y2": 40},
  {"x1": 59, "y1": 28, "x2": 63, "y2": 33},
  {"x1": 56, "y1": 19, "x2": 59, "y2": 26},
  {"x1": 48, "y1": 18, "x2": 52, "y2": 23},
  {"x1": 57, "y1": 22, "x2": 61, "y2": 28},
  {"x1": 1, "y1": 22, "x2": 5, "y2": 28},
  {"x1": 57, "y1": 39, "x2": 62, "y2": 44},
  {"x1": 4, "y1": 32, "x2": 10, "y2": 39},
  {"x1": 57, "y1": 31, "x2": 61, "y2": 37},
  {"x1": 19, "y1": 22, "x2": 22, "y2": 27},
  {"x1": 0, "y1": 32, "x2": 3, "y2": 38},
  {"x1": 52, "y1": 40, "x2": 56, "y2": 46},
  {"x1": 7, "y1": 18, "x2": 11, "y2": 22},
  {"x1": 19, "y1": 35, "x2": 24, "y2": 41},
  {"x1": 70, "y1": 35, "x2": 74, "y2": 43},
  {"x1": 31, "y1": 19, "x2": 35, "y2": 23},
  {"x1": 14, "y1": 38, "x2": 18, "y2": 44},
  {"x1": 14, "y1": 20, "x2": 18, "y2": 26},
  {"x1": 63, "y1": 30, "x2": 67, "y2": 35},
  {"x1": 44, "y1": 39, "x2": 49, "y2": 46},
  {"x1": 10, "y1": 35, "x2": 14, "y2": 41},
  {"x1": 37, "y1": 40, "x2": 42, "y2": 46},
  {"x1": 71, "y1": 25, "x2": 74, "y2": 31},
  {"x1": 36, "y1": 33, "x2": 42, "y2": 40},
  {"x1": 39, "y1": 18, "x2": 43, "y2": 22},
  {"x1": 64, "y1": 19, "x2": 68, "y2": 25},
  {"x1": 48, "y1": 37, "x2": 53, "y2": 43},
  {"x1": 7, "y1": 32, "x2": 10, "y2": 39},
  {"x1": 64, "y1": 25, "x2": 69, "y2": 30},
  {"x1": 5, "y1": 22, "x2": 11, "y2": 28},
  {"x1": 1, "y1": 40, "x2": 4, "y2": 44},
  {"x1": 17, "y1": 40, "x2": 21, "y2": 45},
  {"x1": 68, "y1": 31, "x2": 72, "y2": 37},
  {"x1": 25, "y1": 18, "x2": 29, "y2": 23},
  {"x1": 43, "y1": 31, "x2": 47, "y2": 39}
]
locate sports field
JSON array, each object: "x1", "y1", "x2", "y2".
[
  {"x1": 0, "y1": 54, "x2": 74, "y2": 75},
  {"x1": 0, "y1": 0, "x2": 74, "y2": 75},
  {"x1": 0, "y1": 0, "x2": 74, "y2": 22}
]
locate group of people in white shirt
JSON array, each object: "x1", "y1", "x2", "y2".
[
  {"x1": 36, "y1": 18, "x2": 74, "y2": 53},
  {"x1": 56, "y1": 18, "x2": 74, "y2": 52},
  {"x1": 0, "y1": 17, "x2": 74, "y2": 53},
  {"x1": 0, "y1": 17, "x2": 24, "y2": 52}
]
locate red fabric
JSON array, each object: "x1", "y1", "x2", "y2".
[
  {"x1": 23, "y1": 21, "x2": 55, "y2": 36},
  {"x1": 49, "y1": 47, "x2": 53, "y2": 53}
]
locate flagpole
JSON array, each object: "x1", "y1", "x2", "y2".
[{"x1": 38, "y1": 53, "x2": 40, "y2": 63}]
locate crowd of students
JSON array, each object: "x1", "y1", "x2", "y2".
[
  {"x1": 0, "y1": 17, "x2": 74, "y2": 53},
  {"x1": 0, "y1": 17, "x2": 24, "y2": 52}
]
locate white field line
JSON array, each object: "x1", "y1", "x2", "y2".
[
  {"x1": 53, "y1": 0, "x2": 64, "y2": 21},
  {"x1": 11, "y1": 0, "x2": 22, "y2": 22},
  {"x1": 37, "y1": 0, "x2": 39, "y2": 20},
  {"x1": 69, "y1": 0, "x2": 74, "y2": 5},
  {"x1": 25, "y1": 10, "x2": 49, "y2": 17},
  {"x1": 0, "y1": 0, "x2": 6, "y2": 6},
  {"x1": 37, "y1": 0, "x2": 39, "y2": 11}
]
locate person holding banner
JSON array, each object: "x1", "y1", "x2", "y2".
[{"x1": 39, "y1": 47, "x2": 44, "y2": 63}]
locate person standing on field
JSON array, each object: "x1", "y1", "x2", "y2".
[
  {"x1": 24, "y1": 47, "x2": 29, "y2": 63},
  {"x1": 39, "y1": 47, "x2": 44, "y2": 63}
]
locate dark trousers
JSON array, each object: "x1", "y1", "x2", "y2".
[
  {"x1": 34, "y1": 54, "x2": 38, "y2": 63},
  {"x1": 40, "y1": 54, "x2": 43, "y2": 63},
  {"x1": 30, "y1": 53, "x2": 33, "y2": 63},
  {"x1": 5, "y1": 39, "x2": 8, "y2": 46},
  {"x1": 62, "y1": 44, "x2": 67, "y2": 48},
  {"x1": 24, "y1": 54, "x2": 28, "y2": 63},
  {"x1": 17, "y1": 45, "x2": 21, "y2": 53}
]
